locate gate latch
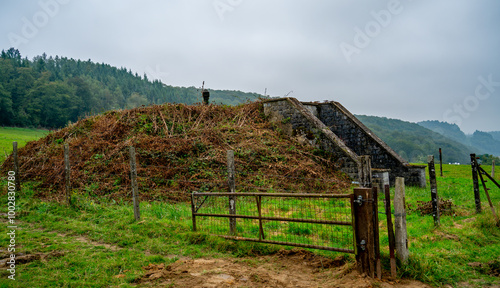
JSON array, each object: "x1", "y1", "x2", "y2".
[
  {"x1": 353, "y1": 195, "x2": 363, "y2": 206},
  {"x1": 359, "y1": 239, "x2": 366, "y2": 251}
]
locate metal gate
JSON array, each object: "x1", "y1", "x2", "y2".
[{"x1": 191, "y1": 192, "x2": 355, "y2": 253}]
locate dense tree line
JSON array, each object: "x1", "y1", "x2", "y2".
[{"x1": 0, "y1": 48, "x2": 262, "y2": 128}]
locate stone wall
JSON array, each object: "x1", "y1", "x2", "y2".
[
  {"x1": 264, "y1": 98, "x2": 426, "y2": 187},
  {"x1": 263, "y1": 98, "x2": 360, "y2": 179}
]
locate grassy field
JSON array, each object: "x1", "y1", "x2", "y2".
[
  {"x1": 0, "y1": 127, "x2": 49, "y2": 163},
  {"x1": 0, "y1": 164, "x2": 499, "y2": 287}
]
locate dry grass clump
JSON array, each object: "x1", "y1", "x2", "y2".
[{"x1": 1, "y1": 101, "x2": 350, "y2": 202}]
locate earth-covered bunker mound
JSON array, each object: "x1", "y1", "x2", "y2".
[{"x1": 1, "y1": 102, "x2": 351, "y2": 201}]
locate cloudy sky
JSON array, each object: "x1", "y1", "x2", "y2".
[{"x1": 1, "y1": 0, "x2": 499, "y2": 133}]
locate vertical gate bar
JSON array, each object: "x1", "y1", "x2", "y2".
[
  {"x1": 256, "y1": 195, "x2": 265, "y2": 240},
  {"x1": 191, "y1": 193, "x2": 197, "y2": 232}
]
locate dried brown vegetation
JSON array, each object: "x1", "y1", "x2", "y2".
[{"x1": 1, "y1": 102, "x2": 350, "y2": 202}]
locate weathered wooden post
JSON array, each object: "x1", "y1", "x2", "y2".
[
  {"x1": 394, "y1": 177, "x2": 409, "y2": 264},
  {"x1": 359, "y1": 156, "x2": 372, "y2": 188},
  {"x1": 439, "y1": 148, "x2": 443, "y2": 177},
  {"x1": 353, "y1": 187, "x2": 376, "y2": 277},
  {"x1": 428, "y1": 155, "x2": 440, "y2": 226},
  {"x1": 227, "y1": 150, "x2": 236, "y2": 235},
  {"x1": 470, "y1": 154, "x2": 481, "y2": 213},
  {"x1": 64, "y1": 144, "x2": 71, "y2": 205},
  {"x1": 129, "y1": 146, "x2": 140, "y2": 221},
  {"x1": 372, "y1": 186, "x2": 381, "y2": 279},
  {"x1": 493, "y1": 160, "x2": 496, "y2": 178},
  {"x1": 12, "y1": 142, "x2": 21, "y2": 193},
  {"x1": 384, "y1": 184, "x2": 397, "y2": 278}
]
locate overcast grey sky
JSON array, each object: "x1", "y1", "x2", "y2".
[{"x1": 1, "y1": 0, "x2": 499, "y2": 133}]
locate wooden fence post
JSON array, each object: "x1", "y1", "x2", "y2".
[
  {"x1": 353, "y1": 187, "x2": 376, "y2": 277},
  {"x1": 384, "y1": 184, "x2": 397, "y2": 278},
  {"x1": 227, "y1": 150, "x2": 236, "y2": 235},
  {"x1": 394, "y1": 177, "x2": 409, "y2": 264},
  {"x1": 129, "y1": 146, "x2": 140, "y2": 221},
  {"x1": 64, "y1": 144, "x2": 71, "y2": 205},
  {"x1": 359, "y1": 156, "x2": 372, "y2": 188},
  {"x1": 439, "y1": 148, "x2": 443, "y2": 177},
  {"x1": 470, "y1": 154, "x2": 481, "y2": 213},
  {"x1": 12, "y1": 142, "x2": 21, "y2": 193},
  {"x1": 493, "y1": 160, "x2": 496, "y2": 178},
  {"x1": 428, "y1": 155, "x2": 440, "y2": 226},
  {"x1": 372, "y1": 186, "x2": 381, "y2": 279}
]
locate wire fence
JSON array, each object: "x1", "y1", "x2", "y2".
[{"x1": 192, "y1": 192, "x2": 355, "y2": 253}]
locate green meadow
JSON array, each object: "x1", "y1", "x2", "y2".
[
  {"x1": 0, "y1": 162, "x2": 499, "y2": 287},
  {"x1": 0, "y1": 127, "x2": 49, "y2": 163}
]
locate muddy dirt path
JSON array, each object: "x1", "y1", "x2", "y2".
[{"x1": 136, "y1": 249, "x2": 431, "y2": 288}]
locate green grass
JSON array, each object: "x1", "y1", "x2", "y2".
[
  {"x1": 376, "y1": 163, "x2": 500, "y2": 287},
  {"x1": 0, "y1": 184, "x2": 284, "y2": 287},
  {"x1": 0, "y1": 127, "x2": 49, "y2": 163},
  {"x1": 0, "y1": 164, "x2": 499, "y2": 287}
]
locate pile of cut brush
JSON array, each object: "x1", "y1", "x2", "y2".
[
  {"x1": 1, "y1": 101, "x2": 350, "y2": 202},
  {"x1": 408, "y1": 199, "x2": 455, "y2": 216}
]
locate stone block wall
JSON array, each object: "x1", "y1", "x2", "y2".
[
  {"x1": 264, "y1": 98, "x2": 426, "y2": 187},
  {"x1": 263, "y1": 98, "x2": 360, "y2": 179}
]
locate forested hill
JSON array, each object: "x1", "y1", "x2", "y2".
[
  {"x1": 418, "y1": 120, "x2": 500, "y2": 157},
  {"x1": 0, "y1": 48, "x2": 263, "y2": 128},
  {"x1": 356, "y1": 115, "x2": 479, "y2": 164}
]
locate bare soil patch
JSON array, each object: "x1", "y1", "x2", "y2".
[
  {"x1": 135, "y1": 249, "x2": 431, "y2": 288},
  {"x1": 0, "y1": 251, "x2": 64, "y2": 269}
]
